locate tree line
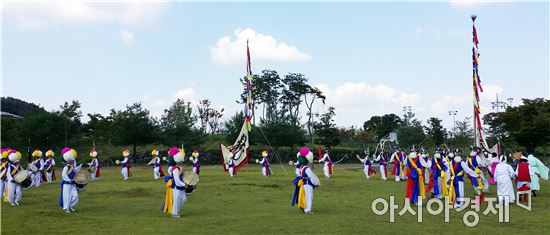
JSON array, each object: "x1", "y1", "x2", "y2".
[{"x1": 2, "y1": 73, "x2": 548, "y2": 160}]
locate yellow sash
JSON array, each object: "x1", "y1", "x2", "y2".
[
  {"x1": 435, "y1": 158, "x2": 448, "y2": 197},
  {"x1": 297, "y1": 179, "x2": 306, "y2": 209},
  {"x1": 163, "y1": 179, "x2": 173, "y2": 214},
  {"x1": 468, "y1": 157, "x2": 484, "y2": 191},
  {"x1": 408, "y1": 157, "x2": 425, "y2": 199}
]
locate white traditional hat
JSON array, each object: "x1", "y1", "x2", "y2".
[
  {"x1": 62, "y1": 147, "x2": 77, "y2": 162},
  {"x1": 8, "y1": 150, "x2": 22, "y2": 163}
]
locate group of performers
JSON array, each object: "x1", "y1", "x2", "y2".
[
  {"x1": 2, "y1": 144, "x2": 548, "y2": 218},
  {"x1": 355, "y1": 145, "x2": 549, "y2": 208}
]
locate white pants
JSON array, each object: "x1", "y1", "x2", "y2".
[
  {"x1": 171, "y1": 189, "x2": 187, "y2": 216},
  {"x1": 7, "y1": 181, "x2": 22, "y2": 204},
  {"x1": 62, "y1": 183, "x2": 78, "y2": 210},
  {"x1": 154, "y1": 166, "x2": 160, "y2": 180},
  {"x1": 0, "y1": 179, "x2": 6, "y2": 200},
  {"x1": 46, "y1": 171, "x2": 54, "y2": 183},
  {"x1": 262, "y1": 167, "x2": 269, "y2": 177},
  {"x1": 121, "y1": 168, "x2": 129, "y2": 180},
  {"x1": 229, "y1": 167, "x2": 235, "y2": 177},
  {"x1": 91, "y1": 169, "x2": 98, "y2": 181},
  {"x1": 454, "y1": 181, "x2": 465, "y2": 208},
  {"x1": 363, "y1": 166, "x2": 370, "y2": 179},
  {"x1": 304, "y1": 185, "x2": 314, "y2": 213},
  {"x1": 424, "y1": 168, "x2": 430, "y2": 184},
  {"x1": 380, "y1": 165, "x2": 387, "y2": 180},
  {"x1": 323, "y1": 164, "x2": 331, "y2": 178},
  {"x1": 36, "y1": 172, "x2": 43, "y2": 187}
]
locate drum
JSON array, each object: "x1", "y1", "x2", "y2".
[
  {"x1": 46, "y1": 165, "x2": 54, "y2": 173},
  {"x1": 14, "y1": 170, "x2": 32, "y2": 190},
  {"x1": 75, "y1": 170, "x2": 91, "y2": 193},
  {"x1": 88, "y1": 166, "x2": 97, "y2": 173},
  {"x1": 183, "y1": 172, "x2": 199, "y2": 195},
  {"x1": 28, "y1": 163, "x2": 38, "y2": 173}
]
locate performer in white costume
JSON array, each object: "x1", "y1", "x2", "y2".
[
  {"x1": 88, "y1": 149, "x2": 100, "y2": 181},
  {"x1": 148, "y1": 149, "x2": 164, "y2": 180},
  {"x1": 318, "y1": 149, "x2": 333, "y2": 179},
  {"x1": 190, "y1": 149, "x2": 201, "y2": 175},
  {"x1": 168, "y1": 147, "x2": 187, "y2": 218},
  {"x1": 256, "y1": 150, "x2": 271, "y2": 177},
  {"x1": 291, "y1": 147, "x2": 320, "y2": 214},
  {"x1": 494, "y1": 155, "x2": 515, "y2": 205},
  {"x1": 6, "y1": 150, "x2": 24, "y2": 206},
  {"x1": 0, "y1": 149, "x2": 11, "y2": 202},
  {"x1": 31, "y1": 149, "x2": 44, "y2": 187},
  {"x1": 44, "y1": 150, "x2": 56, "y2": 183},
  {"x1": 356, "y1": 151, "x2": 375, "y2": 179},
  {"x1": 59, "y1": 147, "x2": 81, "y2": 213},
  {"x1": 375, "y1": 151, "x2": 388, "y2": 180},
  {"x1": 120, "y1": 149, "x2": 131, "y2": 180}
]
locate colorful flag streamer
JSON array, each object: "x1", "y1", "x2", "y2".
[{"x1": 471, "y1": 16, "x2": 491, "y2": 151}]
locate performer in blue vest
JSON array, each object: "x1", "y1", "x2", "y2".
[
  {"x1": 59, "y1": 147, "x2": 81, "y2": 213},
  {"x1": 190, "y1": 149, "x2": 201, "y2": 175},
  {"x1": 357, "y1": 151, "x2": 376, "y2": 179},
  {"x1": 6, "y1": 150, "x2": 24, "y2": 206},
  {"x1": 449, "y1": 149, "x2": 479, "y2": 209},
  {"x1": 256, "y1": 150, "x2": 271, "y2": 177},
  {"x1": 291, "y1": 147, "x2": 320, "y2": 214}
]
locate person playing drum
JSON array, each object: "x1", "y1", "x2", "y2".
[
  {"x1": 59, "y1": 147, "x2": 81, "y2": 213},
  {"x1": 44, "y1": 150, "x2": 56, "y2": 183},
  {"x1": 30, "y1": 149, "x2": 44, "y2": 187},
  {"x1": 120, "y1": 149, "x2": 132, "y2": 181},
  {"x1": 167, "y1": 147, "x2": 187, "y2": 218},
  {"x1": 88, "y1": 149, "x2": 100, "y2": 181},
  {"x1": 6, "y1": 150, "x2": 24, "y2": 206},
  {"x1": 1, "y1": 148, "x2": 12, "y2": 202}
]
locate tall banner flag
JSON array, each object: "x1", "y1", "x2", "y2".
[
  {"x1": 471, "y1": 15, "x2": 491, "y2": 152},
  {"x1": 220, "y1": 40, "x2": 253, "y2": 171}
]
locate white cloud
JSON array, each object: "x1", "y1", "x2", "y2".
[
  {"x1": 210, "y1": 28, "x2": 311, "y2": 65},
  {"x1": 431, "y1": 94, "x2": 470, "y2": 113},
  {"x1": 120, "y1": 30, "x2": 134, "y2": 43},
  {"x1": 173, "y1": 87, "x2": 198, "y2": 103},
  {"x1": 314, "y1": 82, "x2": 421, "y2": 126},
  {"x1": 4, "y1": 0, "x2": 168, "y2": 30},
  {"x1": 415, "y1": 26, "x2": 468, "y2": 40}
]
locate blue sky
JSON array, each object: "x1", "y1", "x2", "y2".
[{"x1": 2, "y1": 1, "x2": 549, "y2": 130}]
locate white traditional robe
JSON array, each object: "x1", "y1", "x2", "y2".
[
  {"x1": 319, "y1": 153, "x2": 332, "y2": 179},
  {"x1": 171, "y1": 166, "x2": 187, "y2": 217},
  {"x1": 494, "y1": 162, "x2": 515, "y2": 205},
  {"x1": 61, "y1": 164, "x2": 79, "y2": 211},
  {"x1": 88, "y1": 158, "x2": 99, "y2": 181},
  {"x1": 45, "y1": 158, "x2": 56, "y2": 183},
  {"x1": 227, "y1": 159, "x2": 235, "y2": 177},
  {"x1": 374, "y1": 154, "x2": 387, "y2": 180},
  {"x1": 0, "y1": 161, "x2": 8, "y2": 201},
  {"x1": 302, "y1": 166, "x2": 320, "y2": 213},
  {"x1": 6, "y1": 164, "x2": 24, "y2": 205},
  {"x1": 121, "y1": 157, "x2": 129, "y2": 180},
  {"x1": 358, "y1": 155, "x2": 372, "y2": 179}
]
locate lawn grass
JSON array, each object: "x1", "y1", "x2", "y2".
[{"x1": 1, "y1": 164, "x2": 549, "y2": 234}]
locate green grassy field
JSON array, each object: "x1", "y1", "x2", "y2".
[{"x1": 1, "y1": 164, "x2": 549, "y2": 234}]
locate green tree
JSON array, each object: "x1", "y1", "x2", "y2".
[
  {"x1": 499, "y1": 98, "x2": 550, "y2": 153},
  {"x1": 397, "y1": 119, "x2": 426, "y2": 148},
  {"x1": 363, "y1": 114, "x2": 401, "y2": 140},
  {"x1": 160, "y1": 99, "x2": 204, "y2": 148},
  {"x1": 223, "y1": 111, "x2": 246, "y2": 142},
  {"x1": 314, "y1": 107, "x2": 340, "y2": 147},
  {"x1": 451, "y1": 117, "x2": 474, "y2": 148},
  {"x1": 56, "y1": 100, "x2": 83, "y2": 146},
  {"x1": 425, "y1": 117, "x2": 447, "y2": 146},
  {"x1": 110, "y1": 103, "x2": 158, "y2": 159}
]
